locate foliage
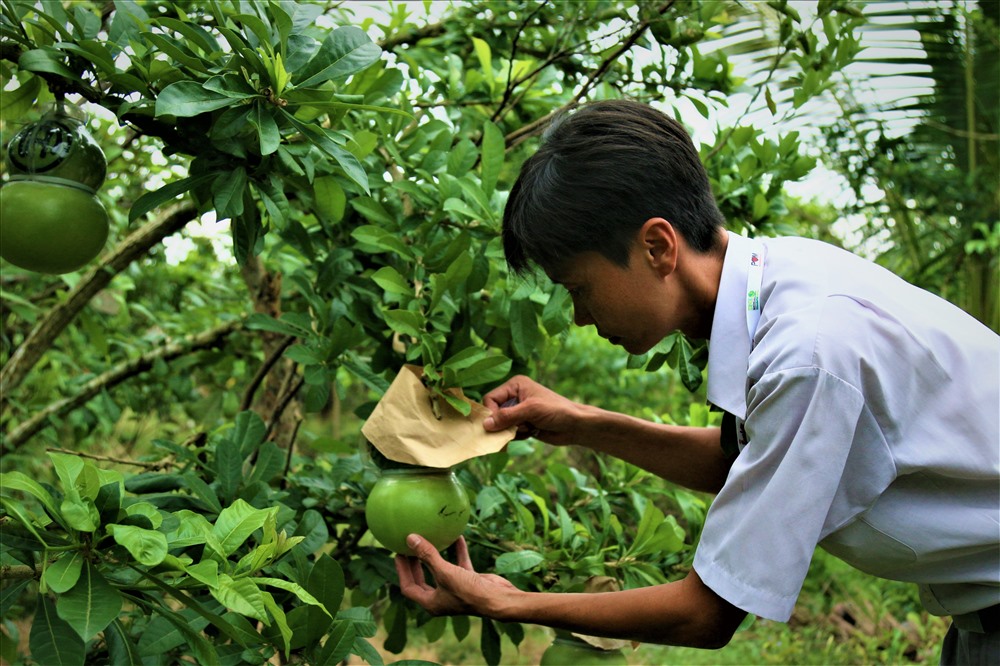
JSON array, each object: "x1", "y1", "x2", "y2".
[{"x1": 0, "y1": 1, "x2": 971, "y2": 665}]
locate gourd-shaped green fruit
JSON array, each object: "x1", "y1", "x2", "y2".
[
  {"x1": 1, "y1": 113, "x2": 110, "y2": 274},
  {"x1": 365, "y1": 466, "x2": 471, "y2": 555}
]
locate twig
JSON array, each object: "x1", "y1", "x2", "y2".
[
  {"x1": 505, "y1": 1, "x2": 677, "y2": 150},
  {"x1": 263, "y1": 372, "x2": 306, "y2": 442},
  {"x1": 279, "y1": 418, "x2": 303, "y2": 489},
  {"x1": 44, "y1": 447, "x2": 174, "y2": 470},
  {"x1": 240, "y1": 335, "x2": 296, "y2": 411}
]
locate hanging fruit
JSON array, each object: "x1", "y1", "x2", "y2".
[{"x1": 1, "y1": 109, "x2": 110, "y2": 274}]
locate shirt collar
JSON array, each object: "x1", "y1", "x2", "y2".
[{"x1": 706, "y1": 231, "x2": 754, "y2": 419}]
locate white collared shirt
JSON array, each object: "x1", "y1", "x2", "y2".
[{"x1": 694, "y1": 232, "x2": 1000, "y2": 622}]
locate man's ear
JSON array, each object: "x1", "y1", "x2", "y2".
[{"x1": 640, "y1": 217, "x2": 678, "y2": 276}]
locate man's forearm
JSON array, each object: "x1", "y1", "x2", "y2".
[
  {"x1": 491, "y1": 570, "x2": 745, "y2": 649},
  {"x1": 573, "y1": 406, "x2": 732, "y2": 493}
]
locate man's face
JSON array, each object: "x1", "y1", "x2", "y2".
[{"x1": 547, "y1": 245, "x2": 672, "y2": 355}]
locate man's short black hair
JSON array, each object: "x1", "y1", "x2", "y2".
[{"x1": 502, "y1": 99, "x2": 726, "y2": 275}]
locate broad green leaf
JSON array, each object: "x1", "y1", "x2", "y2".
[
  {"x1": 213, "y1": 166, "x2": 248, "y2": 220},
  {"x1": 232, "y1": 410, "x2": 267, "y2": 457},
  {"x1": 472, "y1": 37, "x2": 495, "y2": 94},
  {"x1": 48, "y1": 451, "x2": 84, "y2": 492},
  {"x1": 152, "y1": 605, "x2": 220, "y2": 666},
  {"x1": 247, "y1": 441, "x2": 284, "y2": 486},
  {"x1": 251, "y1": 104, "x2": 281, "y2": 155},
  {"x1": 0, "y1": 471, "x2": 65, "y2": 529},
  {"x1": 351, "y1": 195, "x2": 395, "y2": 226},
  {"x1": 181, "y1": 473, "x2": 222, "y2": 514},
  {"x1": 371, "y1": 266, "x2": 411, "y2": 296},
  {"x1": 105, "y1": 618, "x2": 142, "y2": 666},
  {"x1": 494, "y1": 550, "x2": 545, "y2": 574},
  {"x1": 443, "y1": 197, "x2": 479, "y2": 220},
  {"x1": 155, "y1": 80, "x2": 239, "y2": 117},
  {"x1": 314, "y1": 175, "x2": 346, "y2": 222},
  {"x1": 42, "y1": 551, "x2": 83, "y2": 594},
  {"x1": 481, "y1": 617, "x2": 502, "y2": 666},
  {"x1": 295, "y1": 26, "x2": 381, "y2": 88},
  {"x1": 256, "y1": 577, "x2": 331, "y2": 615},
  {"x1": 60, "y1": 497, "x2": 98, "y2": 533},
  {"x1": 18, "y1": 48, "x2": 78, "y2": 80},
  {"x1": 214, "y1": 437, "x2": 244, "y2": 504},
  {"x1": 306, "y1": 554, "x2": 345, "y2": 636},
  {"x1": 56, "y1": 561, "x2": 123, "y2": 640},
  {"x1": 0, "y1": 74, "x2": 41, "y2": 121},
  {"x1": 184, "y1": 559, "x2": 220, "y2": 587},
  {"x1": 350, "y1": 225, "x2": 413, "y2": 258},
  {"x1": 29, "y1": 595, "x2": 85, "y2": 666},
  {"x1": 261, "y1": 591, "x2": 291, "y2": 657},
  {"x1": 1, "y1": 580, "x2": 30, "y2": 619},
  {"x1": 281, "y1": 111, "x2": 369, "y2": 193},
  {"x1": 480, "y1": 121, "x2": 504, "y2": 196},
  {"x1": 314, "y1": 621, "x2": 356, "y2": 665},
  {"x1": 108, "y1": 524, "x2": 168, "y2": 566},
  {"x1": 509, "y1": 298, "x2": 542, "y2": 360},
  {"x1": 212, "y1": 500, "x2": 277, "y2": 556},
  {"x1": 211, "y1": 575, "x2": 268, "y2": 623},
  {"x1": 129, "y1": 174, "x2": 213, "y2": 223},
  {"x1": 382, "y1": 309, "x2": 424, "y2": 338}
]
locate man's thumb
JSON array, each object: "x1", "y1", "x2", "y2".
[{"x1": 407, "y1": 534, "x2": 436, "y2": 560}]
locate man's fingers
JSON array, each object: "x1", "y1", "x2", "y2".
[{"x1": 454, "y1": 536, "x2": 473, "y2": 570}]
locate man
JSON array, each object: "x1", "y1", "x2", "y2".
[{"x1": 395, "y1": 100, "x2": 1000, "y2": 663}]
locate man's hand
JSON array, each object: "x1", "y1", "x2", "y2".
[
  {"x1": 482, "y1": 375, "x2": 589, "y2": 446},
  {"x1": 395, "y1": 535, "x2": 520, "y2": 617}
]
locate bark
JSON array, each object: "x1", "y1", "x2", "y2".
[{"x1": 3, "y1": 317, "x2": 244, "y2": 452}]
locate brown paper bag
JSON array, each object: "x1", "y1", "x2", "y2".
[{"x1": 361, "y1": 365, "x2": 516, "y2": 468}]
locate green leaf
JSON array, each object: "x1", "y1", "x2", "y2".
[
  {"x1": 494, "y1": 550, "x2": 545, "y2": 574},
  {"x1": 210, "y1": 575, "x2": 268, "y2": 623},
  {"x1": 480, "y1": 121, "x2": 504, "y2": 196},
  {"x1": 472, "y1": 37, "x2": 495, "y2": 94},
  {"x1": 129, "y1": 174, "x2": 213, "y2": 223},
  {"x1": 382, "y1": 309, "x2": 424, "y2": 338},
  {"x1": 251, "y1": 104, "x2": 282, "y2": 155},
  {"x1": 295, "y1": 26, "x2": 381, "y2": 88},
  {"x1": 18, "y1": 48, "x2": 78, "y2": 80},
  {"x1": 105, "y1": 618, "x2": 142, "y2": 666},
  {"x1": 371, "y1": 266, "x2": 411, "y2": 296},
  {"x1": 509, "y1": 298, "x2": 542, "y2": 360},
  {"x1": 212, "y1": 500, "x2": 277, "y2": 556},
  {"x1": 42, "y1": 551, "x2": 84, "y2": 594},
  {"x1": 314, "y1": 175, "x2": 346, "y2": 222},
  {"x1": 55, "y1": 561, "x2": 123, "y2": 641},
  {"x1": 306, "y1": 554, "x2": 345, "y2": 637},
  {"x1": 152, "y1": 605, "x2": 221, "y2": 666},
  {"x1": 214, "y1": 437, "x2": 244, "y2": 504},
  {"x1": 314, "y1": 621, "x2": 356, "y2": 665},
  {"x1": 261, "y1": 591, "x2": 291, "y2": 656},
  {"x1": 0, "y1": 74, "x2": 41, "y2": 121},
  {"x1": 29, "y1": 595, "x2": 85, "y2": 666},
  {"x1": 256, "y1": 577, "x2": 331, "y2": 614},
  {"x1": 232, "y1": 410, "x2": 267, "y2": 457},
  {"x1": 481, "y1": 617, "x2": 502, "y2": 666},
  {"x1": 281, "y1": 110, "x2": 369, "y2": 193},
  {"x1": 213, "y1": 166, "x2": 248, "y2": 220},
  {"x1": 350, "y1": 225, "x2": 413, "y2": 258},
  {"x1": 0, "y1": 471, "x2": 66, "y2": 530},
  {"x1": 155, "y1": 81, "x2": 239, "y2": 117},
  {"x1": 108, "y1": 524, "x2": 168, "y2": 566}
]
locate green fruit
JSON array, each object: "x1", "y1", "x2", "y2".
[
  {"x1": 364, "y1": 467, "x2": 471, "y2": 555},
  {"x1": 540, "y1": 638, "x2": 629, "y2": 666},
  {"x1": 7, "y1": 114, "x2": 107, "y2": 192},
  {"x1": 0, "y1": 180, "x2": 109, "y2": 274}
]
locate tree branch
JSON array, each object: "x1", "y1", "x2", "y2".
[
  {"x1": 504, "y1": 1, "x2": 677, "y2": 150},
  {"x1": 3, "y1": 317, "x2": 245, "y2": 452},
  {"x1": 44, "y1": 447, "x2": 174, "y2": 471},
  {"x1": 240, "y1": 335, "x2": 296, "y2": 412},
  {"x1": 0, "y1": 204, "x2": 199, "y2": 411}
]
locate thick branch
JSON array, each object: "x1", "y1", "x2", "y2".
[
  {"x1": 3, "y1": 317, "x2": 245, "y2": 452},
  {"x1": 0, "y1": 204, "x2": 198, "y2": 408}
]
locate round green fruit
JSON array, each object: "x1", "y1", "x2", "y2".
[
  {"x1": 540, "y1": 637, "x2": 629, "y2": 666},
  {"x1": 364, "y1": 467, "x2": 471, "y2": 555},
  {"x1": 0, "y1": 180, "x2": 110, "y2": 274},
  {"x1": 6, "y1": 114, "x2": 107, "y2": 192}
]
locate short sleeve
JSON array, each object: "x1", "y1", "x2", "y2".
[{"x1": 693, "y1": 366, "x2": 893, "y2": 621}]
